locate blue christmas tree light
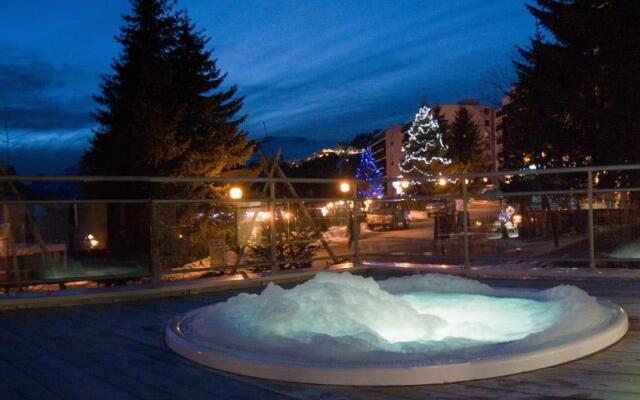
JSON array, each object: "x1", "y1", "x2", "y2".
[{"x1": 355, "y1": 148, "x2": 384, "y2": 198}]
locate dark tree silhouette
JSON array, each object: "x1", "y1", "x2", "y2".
[
  {"x1": 82, "y1": 0, "x2": 254, "y2": 262},
  {"x1": 446, "y1": 106, "x2": 484, "y2": 172},
  {"x1": 84, "y1": 0, "x2": 252, "y2": 181},
  {"x1": 502, "y1": 0, "x2": 640, "y2": 171}
]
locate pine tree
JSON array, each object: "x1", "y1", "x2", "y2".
[
  {"x1": 83, "y1": 0, "x2": 253, "y2": 183},
  {"x1": 400, "y1": 105, "x2": 450, "y2": 178},
  {"x1": 447, "y1": 107, "x2": 476, "y2": 166},
  {"x1": 81, "y1": 0, "x2": 254, "y2": 262},
  {"x1": 167, "y1": 13, "x2": 253, "y2": 179},
  {"x1": 502, "y1": 0, "x2": 640, "y2": 170},
  {"x1": 355, "y1": 148, "x2": 384, "y2": 198},
  {"x1": 446, "y1": 106, "x2": 486, "y2": 173}
]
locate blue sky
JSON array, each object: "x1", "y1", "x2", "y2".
[{"x1": 0, "y1": 0, "x2": 535, "y2": 173}]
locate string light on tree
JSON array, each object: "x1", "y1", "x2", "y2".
[
  {"x1": 355, "y1": 148, "x2": 384, "y2": 198},
  {"x1": 400, "y1": 105, "x2": 451, "y2": 179}
]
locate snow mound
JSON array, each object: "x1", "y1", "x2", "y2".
[
  {"x1": 610, "y1": 238, "x2": 640, "y2": 259},
  {"x1": 187, "y1": 272, "x2": 617, "y2": 364},
  {"x1": 323, "y1": 225, "x2": 349, "y2": 242}
]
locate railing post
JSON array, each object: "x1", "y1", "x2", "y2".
[
  {"x1": 269, "y1": 178, "x2": 278, "y2": 273},
  {"x1": 587, "y1": 171, "x2": 596, "y2": 269},
  {"x1": 352, "y1": 179, "x2": 360, "y2": 267},
  {"x1": 462, "y1": 179, "x2": 470, "y2": 269},
  {"x1": 149, "y1": 199, "x2": 160, "y2": 284}
]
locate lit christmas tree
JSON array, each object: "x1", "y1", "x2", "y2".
[
  {"x1": 400, "y1": 105, "x2": 451, "y2": 178},
  {"x1": 355, "y1": 148, "x2": 384, "y2": 198}
]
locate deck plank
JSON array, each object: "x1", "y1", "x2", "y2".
[
  {"x1": 1, "y1": 276, "x2": 639, "y2": 399},
  {"x1": 0, "y1": 313, "x2": 134, "y2": 400},
  {"x1": 61, "y1": 304, "x2": 296, "y2": 399}
]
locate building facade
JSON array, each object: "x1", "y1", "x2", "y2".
[
  {"x1": 370, "y1": 101, "x2": 502, "y2": 195},
  {"x1": 370, "y1": 124, "x2": 408, "y2": 194}
]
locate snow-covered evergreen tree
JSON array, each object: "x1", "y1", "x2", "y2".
[{"x1": 400, "y1": 105, "x2": 451, "y2": 178}]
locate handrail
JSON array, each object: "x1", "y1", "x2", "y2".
[
  {"x1": 1, "y1": 164, "x2": 639, "y2": 292},
  {"x1": 1, "y1": 163, "x2": 639, "y2": 183}
]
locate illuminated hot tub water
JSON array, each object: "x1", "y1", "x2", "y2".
[{"x1": 166, "y1": 272, "x2": 628, "y2": 386}]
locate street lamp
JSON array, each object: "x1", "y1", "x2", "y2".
[
  {"x1": 229, "y1": 186, "x2": 243, "y2": 250},
  {"x1": 339, "y1": 182, "x2": 351, "y2": 193},
  {"x1": 229, "y1": 186, "x2": 243, "y2": 200},
  {"x1": 437, "y1": 177, "x2": 447, "y2": 187}
]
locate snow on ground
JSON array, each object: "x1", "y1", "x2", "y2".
[
  {"x1": 189, "y1": 271, "x2": 615, "y2": 364},
  {"x1": 610, "y1": 238, "x2": 640, "y2": 259},
  {"x1": 323, "y1": 225, "x2": 349, "y2": 242},
  {"x1": 323, "y1": 223, "x2": 371, "y2": 243}
]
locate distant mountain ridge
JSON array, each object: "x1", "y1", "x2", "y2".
[
  {"x1": 12, "y1": 135, "x2": 343, "y2": 175},
  {"x1": 253, "y1": 135, "x2": 339, "y2": 161}
]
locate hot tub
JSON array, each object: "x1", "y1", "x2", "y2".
[{"x1": 166, "y1": 272, "x2": 628, "y2": 385}]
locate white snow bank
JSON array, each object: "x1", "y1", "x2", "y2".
[
  {"x1": 323, "y1": 225, "x2": 349, "y2": 242},
  {"x1": 610, "y1": 238, "x2": 640, "y2": 259},
  {"x1": 188, "y1": 272, "x2": 617, "y2": 365}
]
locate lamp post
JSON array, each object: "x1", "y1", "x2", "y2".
[
  {"x1": 339, "y1": 181, "x2": 354, "y2": 248},
  {"x1": 229, "y1": 186, "x2": 243, "y2": 250},
  {"x1": 339, "y1": 181, "x2": 351, "y2": 225}
]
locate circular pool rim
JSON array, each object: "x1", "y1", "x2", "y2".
[{"x1": 165, "y1": 299, "x2": 628, "y2": 386}]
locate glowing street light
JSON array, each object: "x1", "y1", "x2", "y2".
[
  {"x1": 401, "y1": 180, "x2": 410, "y2": 189},
  {"x1": 229, "y1": 186, "x2": 243, "y2": 200},
  {"x1": 437, "y1": 177, "x2": 447, "y2": 187},
  {"x1": 229, "y1": 186, "x2": 243, "y2": 250},
  {"x1": 340, "y1": 182, "x2": 351, "y2": 193}
]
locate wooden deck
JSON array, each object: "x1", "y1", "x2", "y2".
[{"x1": 0, "y1": 276, "x2": 638, "y2": 399}]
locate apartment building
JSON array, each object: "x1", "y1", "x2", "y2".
[
  {"x1": 370, "y1": 101, "x2": 502, "y2": 195},
  {"x1": 370, "y1": 123, "x2": 409, "y2": 194}
]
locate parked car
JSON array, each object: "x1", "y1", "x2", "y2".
[
  {"x1": 425, "y1": 198, "x2": 455, "y2": 217},
  {"x1": 366, "y1": 201, "x2": 410, "y2": 230}
]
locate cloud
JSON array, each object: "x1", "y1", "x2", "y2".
[
  {"x1": 11, "y1": 146, "x2": 85, "y2": 174},
  {"x1": 2, "y1": 103, "x2": 94, "y2": 131},
  {"x1": 221, "y1": 0, "x2": 531, "y2": 140},
  {"x1": 0, "y1": 60, "x2": 96, "y2": 131},
  {"x1": 8, "y1": 128, "x2": 93, "y2": 174}
]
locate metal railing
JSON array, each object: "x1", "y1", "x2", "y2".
[{"x1": 0, "y1": 164, "x2": 638, "y2": 290}]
